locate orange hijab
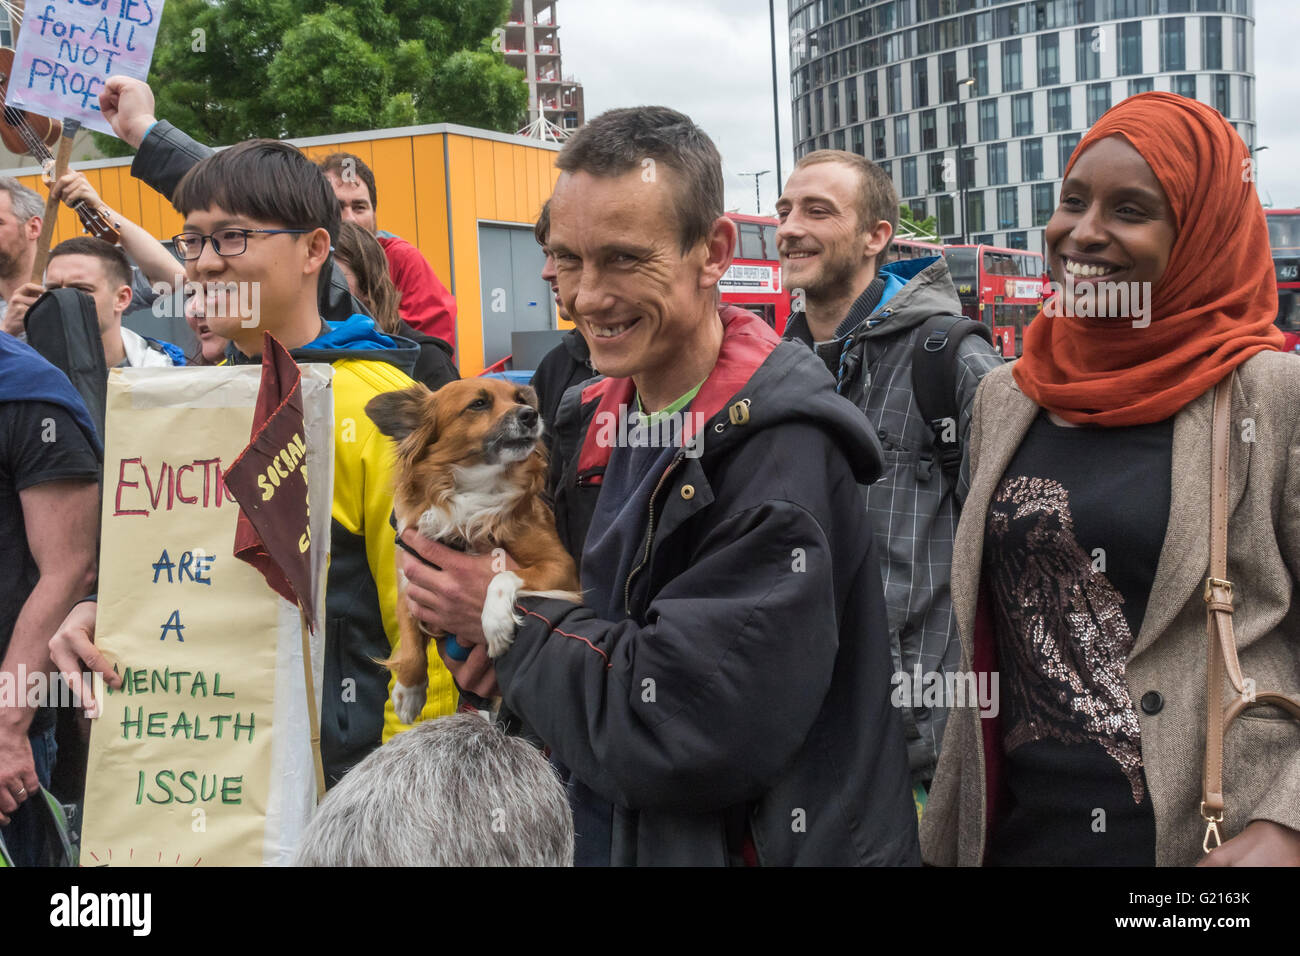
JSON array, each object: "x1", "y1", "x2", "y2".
[{"x1": 1013, "y1": 92, "x2": 1282, "y2": 426}]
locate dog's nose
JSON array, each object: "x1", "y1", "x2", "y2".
[{"x1": 517, "y1": 406, "x2": 538, "y2": 429}]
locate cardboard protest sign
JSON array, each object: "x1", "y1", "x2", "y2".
[
  {"x1": 81, "y1": 362, "x2": 333, "y2": 866},
  {"x1": 6, "y1": 0, "x2": 167, "y2": 136}
]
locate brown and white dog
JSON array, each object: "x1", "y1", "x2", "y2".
[{"x1": 365, "y1": 378, "x2": 581, "y2": 724}]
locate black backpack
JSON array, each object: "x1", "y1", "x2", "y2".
[
  {"x1": 911, "y1": 314, "x2": 994, "y2": 486},
  {"x1": 24, "y1": 287, "x2": 108, "y2": 443}
]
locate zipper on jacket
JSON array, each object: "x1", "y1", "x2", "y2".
[{"x1": 624, "y1": 452, "x2": 686, "y2": 617}]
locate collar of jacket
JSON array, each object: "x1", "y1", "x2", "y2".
[
  {"x1": 573, "y1": 305, "x2": 781, "y2": 478},
  {"x1": 223, "y1": 314, "x2": 420, "y2": 376}
]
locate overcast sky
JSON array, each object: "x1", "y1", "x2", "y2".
[{"x1": 558, "y1": 0, "x2": 1299, "y2": 214}]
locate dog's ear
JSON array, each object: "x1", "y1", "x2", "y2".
[{"x1": 365, "y1": 385, "x2": 431, "y2": 443}]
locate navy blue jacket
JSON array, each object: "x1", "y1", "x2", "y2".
[{"x1": 497, "y1": 307, "x2": 920, "y2": 865}]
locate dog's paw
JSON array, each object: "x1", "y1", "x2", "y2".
[
  {"x1": 482, "y1": 570, "x2": 524, "y2": 659},
  {"x1": 391, "y1": 681, "x2": 428, "y2": 725}
]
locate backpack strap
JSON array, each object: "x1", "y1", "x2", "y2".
[{"x1": 912, "y1": 314, "x2": 994, "y2": 484}]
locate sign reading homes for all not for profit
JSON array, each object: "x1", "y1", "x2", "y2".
[
  {"x1": 80, "y1": 361, "x2": 332, "y2": 866},
  {"x1": 6, "y1": 0, "x2": 166, "y2": 137}
]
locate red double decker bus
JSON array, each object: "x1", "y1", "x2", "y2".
[
  {"x1": 885, "y1": 238, "x2": 944, "y2": 263},
  {"x1": 942, "y1": 244, "x2": 1047, "y2": 357},
  {"x1": 722, "y1": 213, "x2": 791, "y2": 334},
  {"x1": 1266, "y1": 210, "x2": 1300, "y2": 353}
]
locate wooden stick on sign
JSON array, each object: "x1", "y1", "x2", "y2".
[{"x1": 31, "y1": 118, "x2": 79, "y2": 283}]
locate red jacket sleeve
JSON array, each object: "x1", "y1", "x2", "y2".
[{"x1": 377, "y1": 234, "x2": 457, "y2": 348}]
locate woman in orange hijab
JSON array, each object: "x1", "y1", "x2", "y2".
[{"x1": 920, "y1": 92, "x2": 1300, "y2": 867}]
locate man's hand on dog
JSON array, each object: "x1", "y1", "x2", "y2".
[{"x1": 398, "y1": 529, "x2": 520, "y2": 645}]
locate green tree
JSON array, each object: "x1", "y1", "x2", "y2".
[
  {"x1": 93, "y1": 0, "x2": 527, "y2": 156},
  {"x1": 897, "y1": 203, "x2": 939, "y2": 241}
]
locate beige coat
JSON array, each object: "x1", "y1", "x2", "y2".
[{"x1": 919, "y1": 351, "x2": 1300, "y2": 866}]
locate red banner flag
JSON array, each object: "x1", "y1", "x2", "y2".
[{"x1": 224, "y1": 333, "x2": 317, "y2": 627}]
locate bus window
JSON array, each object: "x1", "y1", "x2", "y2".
[
  {"x1": 944, "y1": 247, "x2": 978, "y2": 292},
  {"x1": 762, "y1": 224, "x2": 778, "y2": 259},
  {"x1": 739, "y1": 223, "x2": 765, "y2": 260},
  {"x1": 1267, "y1": 214, "x2": 1300, "y2": 250}
]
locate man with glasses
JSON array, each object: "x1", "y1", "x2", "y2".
[{"x1": 49, "y1": 139, "x2": 459, "y2": 787}]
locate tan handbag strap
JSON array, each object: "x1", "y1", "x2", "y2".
[{"x1": 1201, "y1": 371, "x2": 1300, "y2": 853}]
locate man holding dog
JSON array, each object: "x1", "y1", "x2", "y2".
[{"x1": 398, "y1": 107, "x2": 918, "y2": 866}]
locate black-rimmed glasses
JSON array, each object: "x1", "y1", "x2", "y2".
[{"x1": 172, "y1": 227, "x2": 310, "y2": 260}]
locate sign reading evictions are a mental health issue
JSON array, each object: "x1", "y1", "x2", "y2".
[{"x1": 80, "y1": 359, "x2": 332, "y2": 866}]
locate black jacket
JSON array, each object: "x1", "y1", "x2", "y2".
[
  {"x1": 532, "y1": 329, "x2": 593, "y2": 447},
  {"x1": 396, "y1": 319, "x2": 459, "y2": 391},
  {"x1": 497, "y1": 307, "x2": 920, "y2": 865}
]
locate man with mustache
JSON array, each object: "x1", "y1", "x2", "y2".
[{"x1": 776, "y1": 151, "x2": 1003, "y2": 803}]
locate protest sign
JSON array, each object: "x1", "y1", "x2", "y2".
[
  {"x1": 6, "y1": 0, "x2": 167, "y2": 136},
  {"x1": 80, "y1": 362, "x2": 333, "y2": 866}
]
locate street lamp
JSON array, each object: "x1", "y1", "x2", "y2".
[
  {"x1": 1250, "y1": 145, "x2": 1269, "y2": 203},
  {"x1": 955, "y1": 78, "x2": 977, "y2": 245},
  {"x1": 738, "y1": 170, "x2": 771, "y2": 216}
]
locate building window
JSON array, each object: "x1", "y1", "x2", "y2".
[
  {"x1": 887, "y1": 64, "x2": 902, "y2": 113},
  {"x1": 1203, "y1": 16, "x2": 1222, "y2": 70},
  {"x1": 1002, "y1": 38, "x2": 1022, "y2": 92},
  {"x1": 879, "y1": 159, "x2": 892, "y2": 185},
  {"x1": 1214, "y1": 74, "x2": 1230, "y2": 116},
  {"x1": 929, "y1": 151, "x2": 947, "y2": 192},
  {"x1": 1058, "y1": 132, "x2": 1082, "y2": 175},
  {"x1": 814, "y1": 89, "x2": 824, "y2": 134},
  {"x1": 1032, "y1": 183, "x2": 1055, "y2": 227},
  {"x1": 1005, "y1": 231, "x2": 1029, "y2": 250},
  {"x1": 1087, "y1": 83, "x2": 1112, "y2": 125},
  {"x1": 937, "y1": 194, "x2": 955, "y2": 237},
  {"x1": 966, "y1": 190, "x2": 985, "y2": 235},
  {"x1": 1128, "y1": 77, "x2": 1154, "y2": 96},
  {"x1": 1022, "y1": 138, "x2": 1044, "y2": 181},
  {"x1": 847, "y1": 80, "x2": 859, "y2": 123},
  {"x1": 1037, "y1": 33, "x2": 1060, "y2": 86},
  {"x1": 834, "y1": 129, "x2": 846, "y2": 150},
  {"x1": 973, "y1": 233, "x2": 995, "y2": 246},
  {"x1": 1075, "y1": 27, "x2": 1100, "y2": 82},
  {"x1": 830, "y1": 84, "x2": 840, "y2": 127},
  {"x1": 960, "y1": 146, "x2": 976, "y2": 190},
  {"x1": 998, "y1": 187, "x2": 1019, "y2": 229},
  {"x1": 988, "y1": 143, "x2": 1008, "y2": 185},
  {"x1": 1012, "y1": 93, "x2": 1033, "y2": 137},
  {"x1": 1048, "y1": 87, "x2": 1071, "y2": 131},
  {"x1": 1234, "y1": 18, "x2": 1246, "y2": 71},
  {"x1": 1174, "y1": 74, "x2": 1197, "y2": 99},
  {"x1": 902, "y1": 156, "x2": 918, "y2": 197},
  {"x1": 867, "y1": 71, "x2": 880, "y2": 118},
  {"x1": 1119, "y1": 21, "x2": 1143, "y2": 76},
  {"x1": 912, "y1": 59, "x2": 929, "y2": 109},
  {"x1": 979, "y1": 99, "x2": 998, "y2": 141},
  {"x1": 872, "y1": 119, "x2": 887, "y2": 159},
  {"x1": 921, "y1": 109, "x2": 938, "y2": 150},
  {"x1": 948, "y1": 104, "x2": 967, "y2": 147},
  {"x1": 970, "y1": 45, "x2": 989, "y2": 96},
  {"x1": 1160, "y1": 17, "x2": 1186, "y2": 72},
  {"x1": 894, "y1": 115, "x2": 911, "y2": 154},
  {"x1": 852, "y1": 124, "x2": 865, "y2": 156},
  {"x1": 941, "y1": 52, "x2": 958, "y2": 102},
  {"x1": 910, "y1": 200, "x2": 928, "y2": 223}
]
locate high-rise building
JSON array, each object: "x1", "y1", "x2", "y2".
[
  {"x1": 789, "y1": 1, "x2": 1258, "y2": 252},
  {"x1": 505, "y1": 0, "x2": 586, "y2": 139}
]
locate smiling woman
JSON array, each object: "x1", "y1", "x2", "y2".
[{"x1": 920, "y1": 92, "x2": 1300, "y2": 868}]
